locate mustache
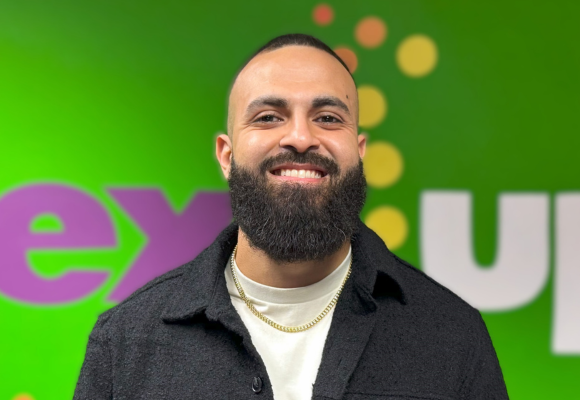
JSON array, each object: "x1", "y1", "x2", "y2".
[{"x1": 258, "y1": 152, "x2": 341, "y2": 176}]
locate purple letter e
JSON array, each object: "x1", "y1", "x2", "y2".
[{"x1": 0, "y1": 184, "x2": 114, "y2": 304}]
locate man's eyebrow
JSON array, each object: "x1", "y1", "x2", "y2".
[
  {"x1": 312, "y1": 96, "x2": 350, "y2": 115},
  {"x1": 245, "y1": 96, "x2": 288, "y2": 118}
]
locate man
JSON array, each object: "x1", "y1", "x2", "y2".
[{"x1": 74, "y1": 34, "x2": 509, "y2": 399}]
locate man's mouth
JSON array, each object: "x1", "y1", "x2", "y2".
[{"x1": 269, "y1": 164, "x2": 328, "y2": 180}]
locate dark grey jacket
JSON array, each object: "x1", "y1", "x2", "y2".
[{"x1": 74, "y1": 222, "x2": 509, "y2": 400}]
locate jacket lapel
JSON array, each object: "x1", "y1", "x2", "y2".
[
  {"x1": 312, "y1": 226, "x2": 379, "y2": 400},
  {"x1": 161, "y1": 223, "x2": 238, "y2": 322},
  {"x1": 161, "y1": 222, "x2": 266, "y2": 364},
  {"x1": 313, "y1": 221, "x2": 407, "y2": 400}
]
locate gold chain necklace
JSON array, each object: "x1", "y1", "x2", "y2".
[{"x1": 229, "y1": 245, "x2": 352, "y2": 333}]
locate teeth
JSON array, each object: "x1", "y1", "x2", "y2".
[{"x1": 276, "y1": 168, "x2": 323, "y2": 179}]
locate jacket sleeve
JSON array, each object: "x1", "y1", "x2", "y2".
[
  {"x1": 73, "y1": 316, "x2": 113, "y2": 400},
  {"x1": 463, "y1": 312, "x2": 509, "y2": 399}
]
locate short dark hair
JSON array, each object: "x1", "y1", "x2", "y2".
[{"x1": 244, "y1": 33, "x2": 353, "y2": 75}]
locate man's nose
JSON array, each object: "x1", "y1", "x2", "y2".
[{"x1": 279, "y1": 118, "x2": 321, "y2": 153}]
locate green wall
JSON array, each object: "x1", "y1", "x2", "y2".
[{"x1": 1, "y1": 1, "x2": 579, "y2": 398}]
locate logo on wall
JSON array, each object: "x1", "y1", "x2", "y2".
[{"x1": 0, "y1": 184, "x2": 231, "y2": 304}]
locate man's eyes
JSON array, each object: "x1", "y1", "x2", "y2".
[{"x1": 252, "y1": 114, "x2": 343, "y2": 124}]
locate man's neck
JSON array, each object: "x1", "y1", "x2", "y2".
[{"x1": 234, "y1": 230, "x2": 351, "y2": 288}]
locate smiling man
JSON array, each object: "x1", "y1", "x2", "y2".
[{"x1": 74, "y1": 34, "x2": 509, "y2": 400}]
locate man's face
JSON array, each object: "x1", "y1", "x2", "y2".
[
  {"x1": 220, "y1": 45, "x2": 364, "y2": 181},
  {"x1": 216, "y1": 45, "x2": 367, "y2": 263}
]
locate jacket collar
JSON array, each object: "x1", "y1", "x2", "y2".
[{"x1": 161, "y1": 220, "x2": 406, "y2": 323}]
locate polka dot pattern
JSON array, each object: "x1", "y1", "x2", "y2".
[
  {"x1": 355, "y1": 16, "x2": 387, "y2": 48},
  {"x1": 358, "y1": 85, "x2": 387, "y2": 129},
  {"x1": 396, "y1": 34, "x2": 438, "y2": 77},
  {"x1": 310, "y1": 9, "x2": 439, "y2": 253},
  {"x1": 363, "y1": 141, "x2": 404, "y2": 188},
  {"x1": 365, "y1": 206, "x2": 409, "y2": 250}
]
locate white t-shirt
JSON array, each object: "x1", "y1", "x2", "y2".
[{"x1": 224, "y1": 247, "x2": 352, "y2": 400}]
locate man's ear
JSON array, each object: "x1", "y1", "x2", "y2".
[
  {"x1": 216, "y1": 133, "x2": 233, "y2": 179},
  {"x1": 358, "y1": 132, "x2": 367, "y2": 159}
]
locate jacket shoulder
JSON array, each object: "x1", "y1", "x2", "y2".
[
  {"x1": 393, "y1": 252, "x2": 480, "y2": 315},
  {"x1": 381, "y1": 251, "x2": 492, "y2": 346},
  {"x1": 359, "y1": 220, "x2": 477, "y2": 317},
  {"x1": 90, "y1": 261, "x2": 192, "y2": 337}
]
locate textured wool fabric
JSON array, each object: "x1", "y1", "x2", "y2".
[
  {"x1": 74, "y1": 221, "x2": 509, "y2": 400},
  {"x1": 225, "y1": 247, "x2": 351, "y2": 400}
]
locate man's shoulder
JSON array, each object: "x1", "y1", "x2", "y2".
[
  {"x1": 91, "y1": 225, "x2": 237, "y2": 338},
  {"x1": 379, "y1": 252, "x2": 488, "y2": 339},
  {"x1": 90, "y1": 261, "x2": 193, "y2": 338},
  {"x1": 359, "y1": 221, "x2": 479, "y2": 321},
  {"x1": 393, "y1": 253, "x2": 477, "y2": 311}
]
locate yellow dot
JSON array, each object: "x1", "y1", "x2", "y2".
[
  {"x1": 396, "y1": 34, "x2": 438, "y2": 78},
  {"x1": 358, "y1": 85, "x2": 387, "y2": 129},
  {"x1": 365, "y1": 206, "x2": 408, "y2": 250},
  {"x1": 363, "y1": 141, "x2": 403, "y2": 188}
]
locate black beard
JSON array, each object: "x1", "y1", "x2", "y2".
[{"x1": 228, "y1": 152, "x2": 367, "y2": 263}]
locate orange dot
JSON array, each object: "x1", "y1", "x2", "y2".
[
  {"x1": 313, "y1": 4, "x2": 334, "y2": 26},
  {"x1": 12, "y1": 395, "x2": 34, "y2": 400},
  {"x1": 334, "y1": 47, "x2": 358, "y2": 73},
  {"x1": 355, "y1": 16, "x2": 387, "y2": 48}
]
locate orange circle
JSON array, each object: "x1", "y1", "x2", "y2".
[
  {"x1": 312, "y1": 4, "x2": 334, "y2": 26},
  {"x1": 12, "y1": 395, "x2": 34, "y2": 400},
  {"x1": 355, "y1": 16, "x2": 387, "y2": 48},
  {"x1": 334, "y1": 47, "x2": 358, "y2": 73}
]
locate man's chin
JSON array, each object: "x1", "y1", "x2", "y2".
[{"x1": 229, "y1": 157, "x2": 366, "y2": 263}]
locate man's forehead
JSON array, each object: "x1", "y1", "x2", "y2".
[{"x1": 230, "y1": 46, "x2": 357, "y2": 106}]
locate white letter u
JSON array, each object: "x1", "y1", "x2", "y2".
[{"x1": 420, "y1": 191, "x2": 549, "y2": 311}]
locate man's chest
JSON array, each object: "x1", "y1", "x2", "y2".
[{"x1": 108, "y1": 318, "x2": 467, "y2": 400}]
